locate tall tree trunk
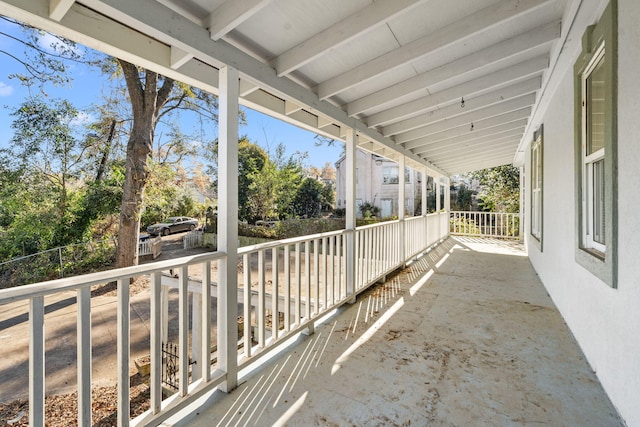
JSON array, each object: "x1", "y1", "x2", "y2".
[
  {"x1": 115, "y1": 126, "x2": 152, "y2": 267},
  {"x1": 115, "y1": 60, "x2": 174, "y2": 268}
]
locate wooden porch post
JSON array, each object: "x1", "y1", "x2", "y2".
[{"x1": 217, "y1": 65, "x2": 239, "y2": 392}]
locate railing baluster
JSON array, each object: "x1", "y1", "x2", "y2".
[
  {"x1": 335, "y1": 235, "x2": 341, "y2": 300},
  {"x1": 77, "y1": 286, "x2": 91, "y2": 427},
  {"x1": 313, "y1": 239, "x2": 319, "y2": 316},
  {"x1": 304, "y1": 241, "x2": 311, "y2": 320},
  {"x1": 243, "y1": 253, "x2": 252, "y2": 357},
  {"x1": 295, "y1": 243, "x2": 301, "y2": 326},
  {"x1": 258, "y1": 250, "x2": 265, "y2": 347},
  {"x1": 272, "y1": 247, "x2": 279, "y2": 341},
  {"x1": 30, "y1": 296, "x2": 45, "y2": 427},
  {"x1": 150, "y1": 272, "x2": 162, "y2": 414},
  {"x1": 179, "y1": 266, "x2": 189, "y2": 397},
  {"x1": 322, "y1": 237, "x2": 328, "y2": 311},
  {"x1": 201, "y1": 261, "x2": 211, "y2": 382},
  {"x1": 284, "y1": 245, "x2": 291, "y2": 332},
  {"x1": 329, "y1": 236, "x2": 335, "y2": 304},
  {"x1": 117, "y1": 278, "x2": 130, "y2": 427}
]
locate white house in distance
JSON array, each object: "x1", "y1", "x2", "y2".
[
  {"x1": 335, "y1": 149, "x2": 431, "y2": 217},
  {"x1": 1, "y1": 0, "x2": 640, "y2": 425}
]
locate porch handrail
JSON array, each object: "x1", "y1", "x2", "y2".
[
  {"x1": 0, "y1": 251, "x2": 227, "y2": 304},
  {"x1": 0, "y1": 215, "x2": 450, "y2": 427}
]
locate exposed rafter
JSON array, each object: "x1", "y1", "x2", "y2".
[
  {"x1": 395, "y1": 94, "x2": 536, "y2": 144},
  {"x1": 426, "y1": 138, "x2": 521, "y2": 163},
  {"x1": 49, "y1": 0, "x2": 74, "y2": 21},
  {"x1": 383, "y1": 77, "x2": 541, "y2": 137},
  {"x1": 272, "y1": 0, "x2": 424, "y2": 77},
  {"x1": 411, "y1": 127, "x2": 526, "y2": 156},
  {"x1": 316, "y1": 0, "x2": 552, "y2": 100},
  {"x1": 170, "y1": 46, "x2": 193, "y2": 70},
  {"x1": 347, "y1": 21, "x2": 559, "y2": 117},
  {"x1": 1, "y1": 0, "x2": 569, "y2": 175},
  {"x1": 206, "y1": 0, "x2": 274, "y2": 41}
]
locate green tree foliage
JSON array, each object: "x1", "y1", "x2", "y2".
[
  {"x1": 237, "y1": 138, "x2": 268, "y2": 222},
  {"x1": 451, "y1": 183, "x2": 475, "y2": 211},
  {"x1": 293, "y1": 178, "x2": 324, "y2": 218},
  {"x1": 470, "y1": 165, "x2": 520, "y2": 213},
  {"x1": 0, "y1": 98, "x2": 102, "y2": 247}
]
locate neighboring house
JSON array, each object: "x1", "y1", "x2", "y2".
[{"x1": 335, "y1": 149, "x2": 427, "y2": 217}]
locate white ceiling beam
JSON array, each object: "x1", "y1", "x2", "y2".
[
  {"x1": 436, "y1": 152, "x2": 514, "y2": 168},
  {"x1": 425, "y1": 138, "x2": 521, "y2": 163},
  {"x1": 1, "y1": 0, "x2": 221, "y2": 94},
  {"x1": 170, "y1": 46, "x2": 193, "y2": 69},
  {"x1": 316, "y1": 0, "x2": 552, "y2": 100},
  {"x1": 395, "y1": 93, "x2": 535, "y2": 144},
  {"x1": 383, "y1": 77, "x2": 540, "y2": 137},
  {"x1": 49, "y1": 0, "x2": 74, "y2": 21},
  {"x1": 347, "y1": 20, "x2": 559, "y2": 116},
  {"x1": 285, "y1": 100, "x2": 303, "y2": 116},
  {"x1": 434, "y1": 155, "x2": 514, "y2": 174},
  {"x1": 272, "y1": 0, "x2": 424, "y2": 76},
  {"x1": 206, "y1": 0, "x2": 274, "y2": 41},
  {"x1": 239, "y1": 80, "x2": 260, "y2": 97},
  {"x1": 413, "y1": 130, "x2": 524, "y2": 157},
  {"x1": 19, "y1": 0, "x2": 445, "y2": 176},
  {"x1": 406, "y1": 119, "x2": 529, "y2": 151},
  {"x1": 367, "y1": 55, "x2": 548, "y2": 128},
  {"x1": 318, "y1": 116, "x2": 333, "y2": 129},
  {"x1": 410, "y1": 108, "x2": 531, "y2": 148}
]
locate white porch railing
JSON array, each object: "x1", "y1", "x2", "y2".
[
  {"x1": 449, "y1": 211, "x2": 520, "y2": 239},
  {"x1": 0, "y1": 213, "x2": 449, "y2": 426}
]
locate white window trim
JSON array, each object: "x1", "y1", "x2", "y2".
[
  {"x1": 581, "y1": 43, "x2": 606, "y2": 255},
  {"x1": 530, "y1": 127, "x2": 543, "y2": 244}
]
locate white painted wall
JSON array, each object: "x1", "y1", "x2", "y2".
[{"x1": 525, "y1": 0, "x2": 640, "y2": 424}]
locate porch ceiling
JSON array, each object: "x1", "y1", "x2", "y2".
[{"x1": 1, "y1": 0, "x2": 569, "y2": 175}]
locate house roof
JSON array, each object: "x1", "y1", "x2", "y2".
[{"x1": 1, "y1": 0, "x2": 575, "y2": 175}]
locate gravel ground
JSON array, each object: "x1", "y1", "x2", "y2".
[{"x1": 0, "y1": 373, "x2": 150, "y2": 426}]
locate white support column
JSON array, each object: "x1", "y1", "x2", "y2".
[
  {"x1": 398, "y1": 156, "x2": 406, "y2": 264},
  {"x1": 445, "y1": 177, "x2": 451, "y2": 212},
  {"x1": 345, "y1": 127, "x2": 357, "y2": 302},
  {"x1": 435, "y1": 178, "x2": 441, "y2": 213},
  {"x1": 421, "y1": 166, "x2": 427, "y2": 217},
  {"x1": 217, "y1": 65, "x2": 239, "y2": 392}
]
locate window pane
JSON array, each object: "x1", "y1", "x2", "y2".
[
  {"x1": 593, "y1": 159, "x2": 605, "y2": 244},
  {"x1": 586, "y1": 56, "x2": 606, "y2": 155}
]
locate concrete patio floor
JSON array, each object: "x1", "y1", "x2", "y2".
[{"x1": 172, "y1": 236, "x2": 623, "y2": 427}]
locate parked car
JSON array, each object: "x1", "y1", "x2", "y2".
[{"x1": 146, "y1": 217, "x2": 198, "y2": 236}]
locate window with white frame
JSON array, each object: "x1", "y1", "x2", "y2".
[
  {"x1": 582, "y1": 45, "x2": 606, "y2": 253},
  {"x1": 383, "y1": 166, "x2": 399, "y2": 184},
  {"x1": 573, "y1": 0, "x2": 617, "y2": 287},
  {"x1": 530, "y1": 126, "x2": 543, "y2": 244}
]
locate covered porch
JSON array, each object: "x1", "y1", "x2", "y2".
[
  {"x1": 1, "y1": 0, "x2": 639, "y2": 425},
  {"x1": 177, "y1": 237, "x2": 621, "y2": 426}
]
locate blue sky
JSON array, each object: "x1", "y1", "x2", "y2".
[{"x1": 0, "y1": 18, "x2": 343, "y2": 169}]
